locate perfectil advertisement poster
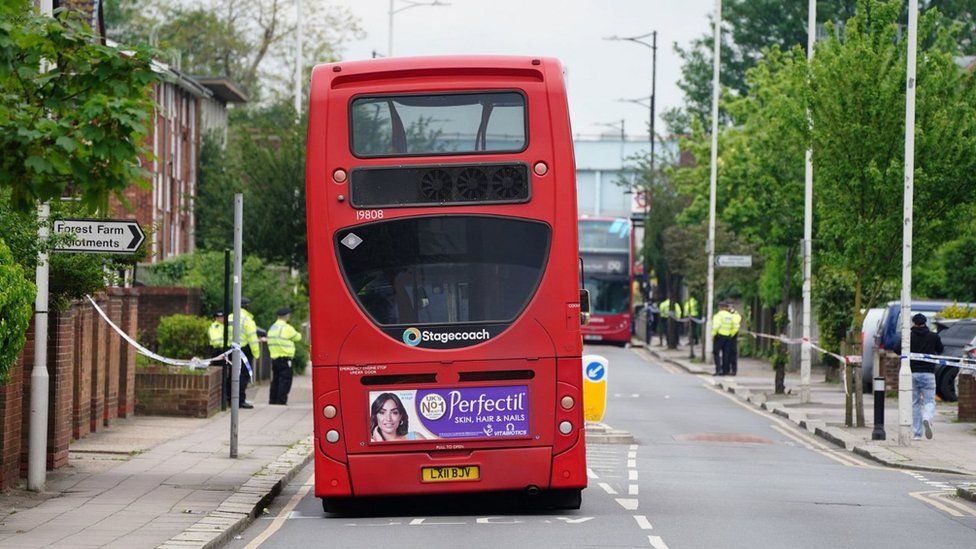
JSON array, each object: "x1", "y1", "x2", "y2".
[{"x1": 368, "y1": 386, "x2": 529, "y2": 442}]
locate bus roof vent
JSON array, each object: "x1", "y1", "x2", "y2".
[{"x1": 350, "y1": 163, "x2": 531, "y2": 209}]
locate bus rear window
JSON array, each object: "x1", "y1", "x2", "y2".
[
  {"x1": 336, "y1": 216, "x2": 549, "y2": 326},
  {"x1": 351, "y1": 92, "x2": 527, "y2": 157}
]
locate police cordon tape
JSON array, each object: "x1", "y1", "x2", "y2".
[
  {"x1": 85, "y1": 294, "x2": 252, "y2": 375},
  {"x1": 742, "y1": 327, "x2": 976, "y2": 372},
  {"x1": 655, "y1": 310, "x2": 707, "y2": 325}
]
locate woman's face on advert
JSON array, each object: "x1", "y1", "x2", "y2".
[{"x1": 377, "y1": 399, "x2": 401, "y2": 435}]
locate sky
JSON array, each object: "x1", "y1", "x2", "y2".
[{"x1": 330, "y1": 0, "x2": 717, "y2": 140}]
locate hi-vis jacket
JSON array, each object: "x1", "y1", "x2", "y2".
[
  {"x1": 207, "y1": 321, "x2": 224, "y2": 349},
  {"x1": 684, "y1": 297, "x2": 700, "y2": 319},
  {"x1": 227, "y1": 309, "x2": 260, "y2": 356},
  {"x1": 659, "y1": 299, "x2": 683, "y2": 319},
  {"x1": 267, "y1": 319, "x2": 302, "y2": 359},
  {"x1": 712, "y1": 310, "x2": 737, "y2": 336}
]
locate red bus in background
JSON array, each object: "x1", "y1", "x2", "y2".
[
  {"x1": 305, "y1": 56, "x2": 587, "y2": 511},
  {"x1": 578, "y1": 217, "x2": 634, "y2": 346}
]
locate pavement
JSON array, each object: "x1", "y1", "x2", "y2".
[
  {"x1": 0, "y1": 372, "x2": 313, "y2": 549},
  {"x1": 639, "y1": 337, "x2": 976, "y2": 478}
]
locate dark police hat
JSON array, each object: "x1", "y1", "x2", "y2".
[
  {"x1": 912, "y1": 313, "x2": 927, "y2": 325},
  {"x1": 214, "y1": 310, "x2": 224, "y2": 317},
  {"x1": 277, "y1": 307, "x2": 291, "y2": 317},
  {"x1": 241, "y1": 297, "x2": 251, "y2": 306}
]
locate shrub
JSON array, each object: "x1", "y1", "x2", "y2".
[
  {"x1": 156, "y1": 314, "x2": 213, "y2": 359},
  {"x1": 938, "y1": 304, "x2": 976, "y2": 320},
  {"x1": 0, "y1": 237, "x2": 36, "y2": 382}
]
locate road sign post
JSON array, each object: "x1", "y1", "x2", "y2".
[{"x1": 53, "y1": 219, "x2": 146, "y2": 253}]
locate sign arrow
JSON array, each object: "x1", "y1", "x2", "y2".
[{"x1": 53, "y1": 219, "x2": 146, "y2": 255}]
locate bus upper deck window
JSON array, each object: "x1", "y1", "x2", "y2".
[{"x1": 350, "y1": 92, "x2": 527, "y2": 157}]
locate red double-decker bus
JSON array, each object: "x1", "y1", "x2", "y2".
[
  {"x1": 578, "y1": 217, "x2": 634, "y2": 346},
  {"x1": 305, "y1": 56, "x2": 587, "y2": 511}
]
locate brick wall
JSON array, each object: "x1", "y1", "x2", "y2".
[
  {"x1": 103, "y1": 295, "x2": 122, "y2": 427},
  {"x1": 73, "y1": 304, "x2": 93, "y2": 439},
  {"x1": 135, "y1": 366, "x2": 221, "y2": 418},
  {"x1": 0, "y1": 324, "x2": 30, "y2": 490},
  {"x1": 47, "y1": 308, "x2": 75, "y2": 469},
  {"x1": 1, "y1": 287, "x2": 200, "y2": 490},
  {"x1": 89, "y1": 294, "x2": 108, "y2": 433},
  {"x1": 959, "y1": 371, "x2": 976, "y2": 422},
  {"x1": 114, "y1": 290, "x2": 139, "y2": 418},
  {"x1": 135, "y1": 286, "x2": 202, "y2": 350}
]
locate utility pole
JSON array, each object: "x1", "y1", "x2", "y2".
[
  {"x1": 28, "y1": 0, "x2": 55, "y2": 493},
  {"x1": 705, "y1": 0, "x2": 722, "y2": 357},
  {"x1": 294, "y1": 0, "x2": 303, "y2": 116},
  {"x1": 230, "y1": 194, "x2": 243, "y2": 458},
  {"x1": 898, "y1": 0, "x2": 920, "y2": 446},
  {"x1": 800, "y1": 0, "x2": 815, "y2": 404}
]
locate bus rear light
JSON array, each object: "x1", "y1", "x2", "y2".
[
  {"x1": 323, "y1": 405, "x2": 337, "y2": 418},
  {"x1": 558, "y1": 421, "x2": 573, "y2": 435},
  {"x1": 326, "y1": 430, "x2": 341, "y2": 443},
  {"x1": 333, "y1": 169, "x2": 347, "y2": 183},
  {"x1": 560, "y1": 395, "x2": 575, "y2": 410},
  {"x1": 533, "y1": 161, "x2": 548, "y2": 176}
]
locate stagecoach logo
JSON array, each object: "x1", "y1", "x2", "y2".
[
  {"x1": 402, "y1": 327, "x2": 422, "y2": 346},
  {"x1": 418, "y1": 393, "x2": 447, "y2": 420},
  {"x1": 401, "y1": 327, "x2": 491, "y2": 347}
]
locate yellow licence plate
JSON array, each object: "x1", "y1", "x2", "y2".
[{"x1": 421, "y1": 465, "x2": 480, "y2": 483}]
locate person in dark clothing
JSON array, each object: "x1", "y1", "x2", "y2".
[{"x1": 893, "y1": 313, "x2": 943, "y2": 440}]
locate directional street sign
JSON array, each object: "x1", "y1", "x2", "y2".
[
  {"x1": 715, "y1": 255, "x2": 753, "y2": 268},
  {"x1": 53, "y1": 219, "x2": 146, "y2": 254}
]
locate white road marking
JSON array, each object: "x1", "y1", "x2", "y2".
[
  {"x1": 587, "y1": 468, "x2": 599, "y2": 479},
  {"x1": 648, "y1": 535, "x2": 670, "y2": 549},
  {"x1": 627, "y1": 459, "x2": 637, "y2": 468},
  {"x1": 628, "y1": 484, "x2": 639, "y2": 496},
  {"x1": 630, "y1": 444, "x2": 638, "y2": 450},
  {"x1": 616, "y1": 498, "x2": 639, "y2": 510},
  {"x1": 408, "y1": 518, "x2": 467, "y2": 525},
  {"x1": 244, "y1": 478, "x2": 313, "y2": 549},
  {"x1": 633, "y1": 515, "x2": 653, "y2": 530},
  {"x1": 629, "y1": 470, "x2": 639, "y2": 481},
  {"x1": 627, "y1": 451, "x2": 637, "y2": 459},
  {"x1": 598, "y1": 482, "x2": 618, "y2": 495},
  {"x1": 554, "y1": 516, "x2": 595, "y2": 524}
]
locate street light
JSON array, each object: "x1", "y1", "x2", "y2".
[{"x1": 388, "y1": 0, "x2": 450, "y2": 57}]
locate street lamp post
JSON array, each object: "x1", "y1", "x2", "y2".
[
  {"x1": 898, "y1": 0, "x2": 920, "y2": 446},
  {"x1": 800, "y1": 0, "x2": 815, "y2": 404},
  {"x1": 388, "y1": 0, "x2": 450, "y2": 57},
  {"x1": 705, "y1": 0, "x2": 722, "y2": 357}
]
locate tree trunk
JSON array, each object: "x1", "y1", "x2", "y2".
[{"x1": 774, "y1": 246, "x2": 795, "y2": 395}]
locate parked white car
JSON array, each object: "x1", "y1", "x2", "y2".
[{"x1": 860, "y1": 307, "x2": 885, "y2": 393}]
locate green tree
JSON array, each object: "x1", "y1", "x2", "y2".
[
  {"x1": 0, "y1": 237, "x2": 35, "y2": 382},
  {"x1": 810, "y1": 0, "x2": 976, "y2": 323},
  {"x1": 104, "y1": 0, "x2": 362, "y2": 101},
  {"x1": 195, "y1": 102, "x2": 308, "y2": 271},
  {"x1": 0, "y1": 0, "x2": 157, "y2": 212}
]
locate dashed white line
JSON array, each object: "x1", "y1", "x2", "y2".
[
  {"x1": 599, "y1": 482, "x2": 618, "y2": 495},
  {"x1": 616, "y1": 498, "x2": 639, "y2": 510},
  {"x1": 633, "y1": 515, "x2": 653, "y2": 530},
  {"x1": 628, "y1": 484, "x2": 639, "y2": 496},
  {"x1": 648, "y1": 535, "x2": 670, "y2": 549},
  {"x1": 627, "y1": 459, "x2": 637, "y2": 468},
  {"x1": 630, "y1": 444, "x2": 638, "y2": 450},
  {"x1": 586, "y1": 468, "x2": 599, "y2": 479},
  {"x1": 628, "y1": 451, "x2": 637, "y2": 459},
  {"x1": 629, "y1": 470, "x2": 639, "y2": 481}
]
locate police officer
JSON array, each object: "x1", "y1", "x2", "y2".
[
  {"x1": 684, "y1": 296, "x2": 700, "y2": 345},
  {"x1": 226, "y1": 297, "x2": 259, "y2": 409},
  {"x1": 711, "y1": 301, "x2": 736, "y2": 375},
  {"x1": 267, "y1": 307, "x2": 302, "y2": 405},
  {"x1": 208, "y1": 310, "x2": 225, "y2": 352},
  {"x1": 660, "y1": 297, "x2": 682, "y2": 348}
]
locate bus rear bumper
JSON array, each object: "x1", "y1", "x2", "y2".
[{"x1": 317, "y1": 446, "x2": 582, "y2": 498}]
